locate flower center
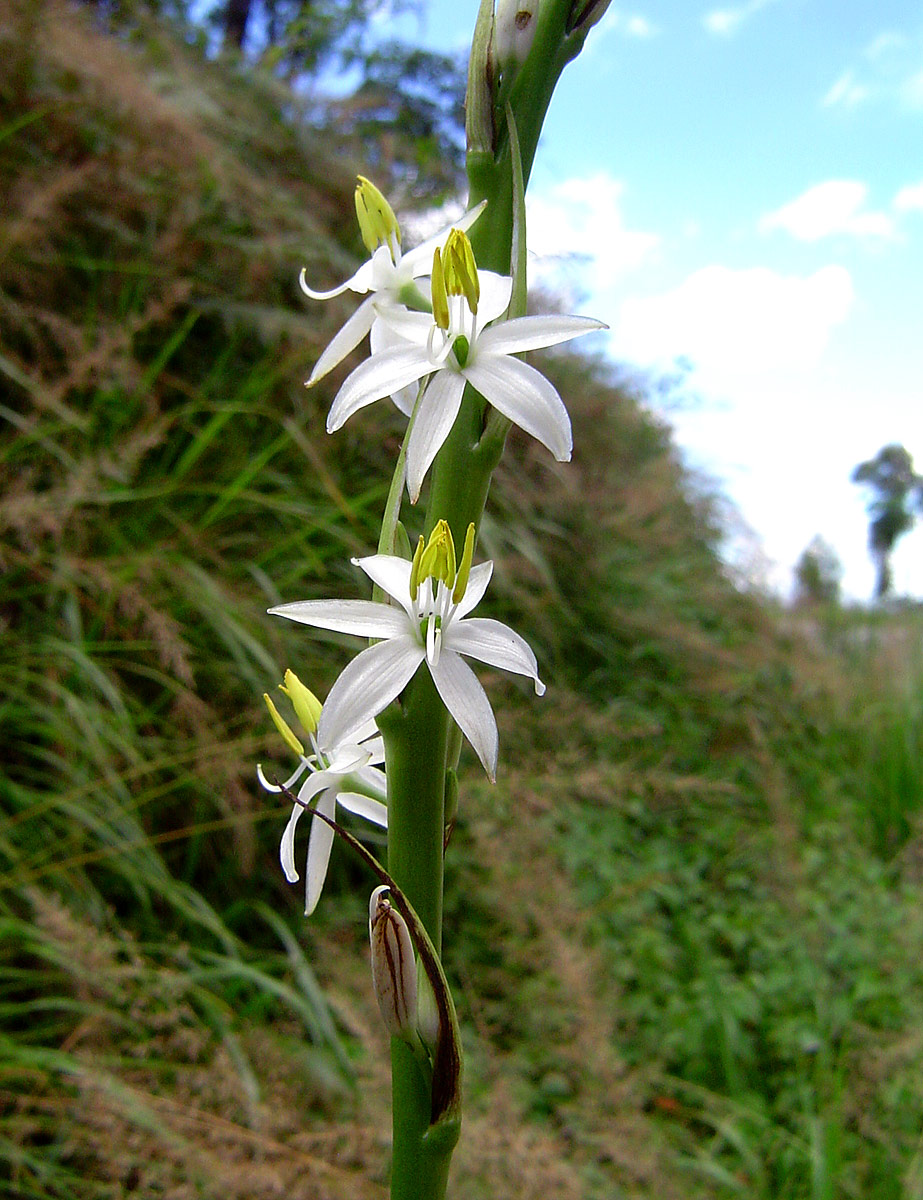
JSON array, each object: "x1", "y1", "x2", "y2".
[
  {"x1": 430, "y1": 229, "x2": 480, "y2": 365},
  {"x1": 408, "y1": 521, "x2": 477, "y2": 663}
]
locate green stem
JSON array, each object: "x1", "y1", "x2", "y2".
[
  {"x1": 379, "y1": 9, "x2": 595, "y2": 1195},
  {"x1": 378, "y1": 668, "x2": 454, "y2": 1200},
  {"x1": 377, "y1": 379, "x2": 429, "y2": 564}
]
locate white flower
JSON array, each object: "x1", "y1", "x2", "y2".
[
  {"x1": 257, "y1": 670, "x2": 388, "y2": 915},
  {"x1": 300, "y1": 176, "x2": 485, "y2": 394},
  {"x1": 268, "y1": 522, "x2": 545, "y2": 782},
  {"x1": 324, "y1": 228, "x2": 607, "y2": 500}
]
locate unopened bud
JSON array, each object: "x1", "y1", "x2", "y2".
[
  {"x1": 415, "y1": 960, "x2": 440, "y2": 1051},
  {"x1": 495, "y1": 0, "x2": 540, "y2": 71},
  {"x1": 369, "y1": 886, "x2": 418, "y2": 1039}
]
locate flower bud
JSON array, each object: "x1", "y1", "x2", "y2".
[
  {"x1": 494, "y1": 0, "x2": 540, "y2": 72},
  {"x1": 415, "y1": 960, "x2": 440, "y2": 1051},
  {"x1": 369, "y1": 886, "x2": 418, "y2": 1039}
]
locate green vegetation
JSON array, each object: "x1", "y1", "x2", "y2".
[{"x1": 4, "y1": 3, "x2": 923, "y2": 1196}]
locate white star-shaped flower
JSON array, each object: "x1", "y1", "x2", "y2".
[
  {"x1": 324, "y1": 228, "x2": 607, "y2": 500},
  {"x1": 268, "y1": 523, "x2": 544, "y2": 782},
  {"x1": 300, "y1": 176, "x2": 485, "y2": 397},
  {"x1": 257, "y1": 670, "x2": 388, "y2": 915}
]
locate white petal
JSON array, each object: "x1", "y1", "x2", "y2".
[
  {"x1": 299, "y1": 263, "x2": 369, "y2": 302},
  {"x1": 447, "y1": 617, "x2": 546, "y2": 694},
  {"x1": 326, "y1": 722, "x2": 382, "y2": 757},
  {"x1": 304, "y1": 789, "x2": 338, "y2": 915},
  {"x1": 393, "y1": 384, "x2": 419, "y2": 418},
  {"x1": 453, "y1": 561, "x2": 493, "y2": 620},
  {"x1": 298, "y1": 768, "x2": 339, "y2": 803},
  {"x1": 349, "y1": 763, "x2": 388, "y2": 799},
  {"x1": 337, "y1": 791, "x2": 389, "y2": 826},
  {"x1": 279, "y1": 770, "x2": 337, "y2": 885},
  {"x1": 352, "y1": 555, "x2": 414, "y2": 615},
  {"x1": 477, "y1": 314, "x2": 607, "y2": 357},
  {"x1": 326, "y1": 346, "x2": 434, "y2": 433},
  {"x1": 257, "y1": 757, "x2": 309, "y2": 793},
  {"x1": 399, "y1": 200, "x2": 487, "y2": 274},
  {"x1": 464, "y1": 355, "x2": 572, "y2": 461},
  {"x1": 375, "y1": 305, "x2": 436, "y2": 346},
  {"x1": 355, "y1": 731, "x2": 385, "y2": 762},
  {"x1": 268, "y1": 598, "x2": 408, "y2": 639},
  {"x1": 474, "y1": 271, "x2": 514, "y2": 328},
  {"x1": 370, "y1": 316, "x2": 422, "y2": 415},
  {"x1": 325, "y1": 744, "x2": 370, "y2": 773},
  {"x1": 279, "y1": 804, "x2": 303, "y2": 882},
  {"x1": 428, "y1": 650, "x2": 499, "y2": 781},
  {"x1": 318, "y1": 636, "x2": 425, "y2": 747},
  {"x1": 306, "y1": 297, "x2": 378, "y2": 386},
  {"x1": 406, "y1": 371, "x2": 467, "y2": 502}
]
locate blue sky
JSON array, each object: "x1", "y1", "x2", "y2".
[{"x1": 385, "y1": 0, "x2": 923, "y2": 599}]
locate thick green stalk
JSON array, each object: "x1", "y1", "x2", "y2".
[
  {"x1": 379, "y1": 7, "x2": 596, "y2": 1195},
  {"x1": 378, "y1": 668, "x2": 454, "y2": 1200}
]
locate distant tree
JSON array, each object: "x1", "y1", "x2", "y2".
[
  {"x1": 216, "y1": 0, "x2": 405, "y2": 70},
  {"x1": 326, "y1": 44, "x2": 467, "y2": 204},
  {"x1": 222, "y1": 0, "x2": 252, "y2": 48},
  {"x1": 851, "y1": 443, "x2": 923, "y2": 599},
  {"x1": 794, "y1": 535, "x2": 842, "y2": 606},
  {"x1": 211, "y1": 3, "x2": 466, "y2": 201}
]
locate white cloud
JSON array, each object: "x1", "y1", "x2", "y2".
[
  {"x1": 526, "y1": 173, "x2": 659, "y2": 306},
  {"x1": 900, "y1": 68, "x2": 923, "y2": 109},
  {"x1": 824, "y1": 27, "x2": 923, "y2": 111},
  {"x1": 613, "y1": 263, "x2": 854, "y2": 379},
  {"x1": 759, "y1": 180, "x2": 894, "y2": 241},
  {"x1": 866, "y1": 31, "x2": 908, "y2": 60},
  {"x1": 624, "y1": 15, "x2": 657, "y2": 37},
  {"x1": 895, "y1": 181, "x2": 923, "y2": 213},
  {"x1": 822, "y1": 70, "x2": 870, "y2": 109},
  {"x1": 582, "y1": 9, "x2": 660, "y2": 50},
  {"x1": 702, "y1": 0, "x2": 778, "y2": 36}
]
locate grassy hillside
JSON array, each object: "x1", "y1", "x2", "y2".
[{"x1": 4, "y1": 3, "x2": 923, "y2": 1197}]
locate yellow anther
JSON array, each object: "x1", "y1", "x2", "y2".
[
  {"x1": 263, "y1": 693, "x2": 305, "y2": 757},
  {"x1": 279, "y1": 669, "x2": 322, "y2": 735},
  {"x1": 443, "y1": 229, "x2": 480, "y2": 315},
  {"x1": 453, "y1": 523, "x2": 477, "y2": 603},
  {"x1": 418, "y1": 520, "x2": 457, "y2": 589},
  {"x1": 431, "y1": 246, "x2": 450, "y2": 331},
  {"x1": 354, "y1": 175, "x2": 401, "y2": 257},
  {"x1": 409, "y1": 535, "x2": 426, "y2": 601}
]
